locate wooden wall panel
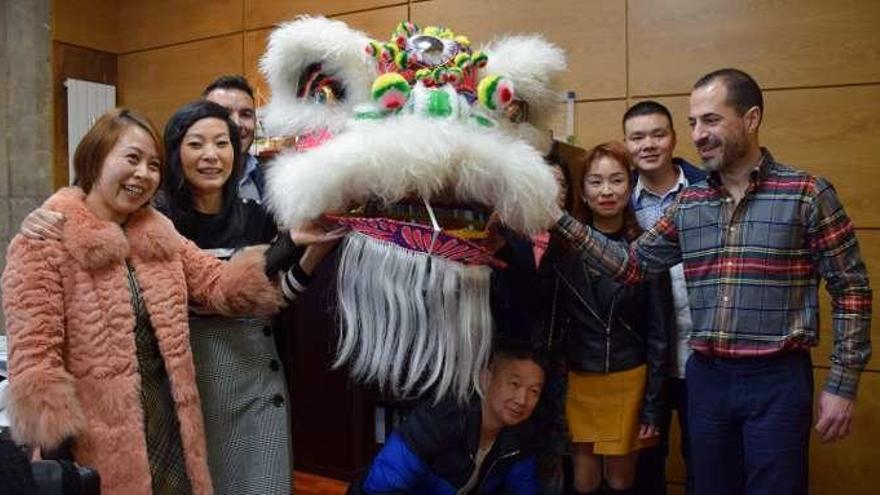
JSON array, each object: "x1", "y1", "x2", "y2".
[
  {"x1": 116, "y1": 0, "x2": 242, "y2": 53},
  {"x1": 244, "y1": 5, "x2": 409, "y2": 106},
  {"x1": 761, "y1": 86, "x2": 880, "y2": 229},
  {"x1": 317, "y1": 4, "x2": 407, "y2": 37},
  {"x1": 667, "y1": 485, "x2": 685, "y2": 495},
  {"x1": 810, "y1": 369, "x2": 880, "y2": 495},
  {"x1": 244, "y1": 28, "x2": 273, "y2": 107},
  {"x1": 569, "y1": 100, "x2": 627, "y2": 150},
  {"x1": 815, "y1": 230, "x2": 878, "y2": 372},
  {"x1": 412, "y1": 0, "x2": 626, "y2": 100},
  {"x1": 666, "y1": 411, "x2": 686, "y2": 483},
  {"x1": 52, "y1": 0, "x2": 117, "y2": 52},
  {"x1": 629, "y1": 0, "x2": 880, "y2": 97},
  {"x1": 244, "y1": 0, "x2": 405, "y2": 30},
  {"x1": 118, "y1": 35, "x2": 244, "y2": 129}
]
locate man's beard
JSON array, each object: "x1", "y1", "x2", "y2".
[
  {"x1": 699, "y1": 133, "x2": 746, "y2": 172},
  {"x1": 702, "y1": 153, "x2": 723, "y2": 172}
]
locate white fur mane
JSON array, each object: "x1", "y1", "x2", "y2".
[
  {"x1": 265, "y1": 114, "x2": 560, "y2": 234},
  {"x1": 482, "y1": 34, "x2": 567, "y2": 126}
]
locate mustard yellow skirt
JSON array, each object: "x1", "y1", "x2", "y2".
[{"x1": 565, "y1": 364, "x2": 657, "y2": 456}]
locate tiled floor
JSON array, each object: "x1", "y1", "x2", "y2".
[{"x1": 293, "y1": 471, "x2": 349, "y2": 495}]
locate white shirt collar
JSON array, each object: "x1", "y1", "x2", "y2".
[{"x1": 634, "y1": 163, "x2": 689, "y2": 202}]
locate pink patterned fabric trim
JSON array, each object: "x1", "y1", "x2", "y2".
[
  {"x1": 294, "y1": 128, "x2": 334, "y2": 151},
  {"x1": 327, "y1": 215, "x2": 506, "y2": 268}
]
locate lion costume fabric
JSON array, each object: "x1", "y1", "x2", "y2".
[{"x1": 260, "y1": 16, "x2": 566, "y2": 402}]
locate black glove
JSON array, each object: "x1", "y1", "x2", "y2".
[{"x1": 264, "y1": 233, "x2": 306, "y2": 277}]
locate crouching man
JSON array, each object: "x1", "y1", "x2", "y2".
[{"x1": 349, "y1": 342, "x2": 546, "y2": 495}]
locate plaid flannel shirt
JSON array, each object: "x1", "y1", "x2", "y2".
[{"x1": 554, "y1": 149, "x2": 872, "y2": 399}]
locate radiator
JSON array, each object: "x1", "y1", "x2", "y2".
[{"x1": 65, "y1": 79, "x2": 116, "y2": 185}]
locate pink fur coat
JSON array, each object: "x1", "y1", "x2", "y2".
[{"x1": 1, "y1": 187, "x2": 283, "y2": 494}]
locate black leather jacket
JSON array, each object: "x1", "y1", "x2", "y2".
[{"x1": 538, "y1": 235, "x2": 673, "y2": 427}]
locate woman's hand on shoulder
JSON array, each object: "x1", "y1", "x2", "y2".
[{"x1": 20, "y1": 207, "x2": 64, "y2": 241}]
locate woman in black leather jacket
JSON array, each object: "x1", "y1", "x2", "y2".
[{"x1": 538, "y1": 141, "x2": 672, "y2": 495}]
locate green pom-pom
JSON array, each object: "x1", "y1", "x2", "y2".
[
  {"x1": 477, "y1": 75, "x2": 515, "y2": 111},
  {"x1": 381, "y1": 42, "x2": 399, "y2": 62},
  {"x1": 394, "y1": 50, "x2": 409, "y2": 70},
  {"x1": 355, "y1": 104, "x2": 385, "y2": 120},
  {"x1": 472, "y1": 51, "x2": 488, "y2": 68},
  {"x1": 445, "y1": 67, "x2": 463, "y2": 84},
  {"x1": 394, "y1": 21, "x2": 418, "y2": 37},
  {"x1": 365, "y1": 41, "x2": 383, "y2": 58},
  {"x1": 453, "y1": 52, "x2": 471, "y2": 69}
]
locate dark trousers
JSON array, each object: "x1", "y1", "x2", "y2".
[
  {"x1": 686, "y1": 351, "x2": 813, "y2": 495},
  {"x1": 634, "y1": 377, "x2": 692, "y2": 495}
]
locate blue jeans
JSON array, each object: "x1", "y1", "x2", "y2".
[{"x1": 686, "y1": 351, "x2": 812, "y2": 495}]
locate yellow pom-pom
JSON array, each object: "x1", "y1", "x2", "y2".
[
  {"x1": 477, "y1": 75, "x2": 515, "y2": 111},
  {"x1": 365, "y1": 40, "x2": 384, "y2": 58},
  {"x1": 471, "y1": 51, "x2": 488, "y2": 68},
  {"x1": 372, "y1": 73, "x2": 411, "y2": 111},
  {"x1": 394, "y1": 50, "x2": 410, "y2": 70},
  {"x1": 445, "y1": 67, "x2": 463, "y2": 85},
  {"x1": 453, "y1": 52, "x2": 471, "y2": 69}
]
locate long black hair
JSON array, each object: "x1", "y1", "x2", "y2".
[{"x1": 158, "y1": 100, "x2": 242, "y2": 222}]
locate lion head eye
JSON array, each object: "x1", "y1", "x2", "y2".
[{"x1": 297, "y1": 62, "x2": 346, "y2": 104}]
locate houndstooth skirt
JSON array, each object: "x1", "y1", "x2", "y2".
[{"x1": 190, "y1": 315, "x2": 292, "y2": 495}]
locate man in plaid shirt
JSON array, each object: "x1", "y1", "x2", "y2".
[{"x1": 551, "y1": 68, "x2": 871, "y2": 495}]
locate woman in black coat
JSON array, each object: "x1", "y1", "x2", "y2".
[{"x1": 538, "y1": 141, "x2": 672, "y2": 495}]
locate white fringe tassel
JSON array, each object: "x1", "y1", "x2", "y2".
[{"x1": 335, "y1": 231, "x2": 493, "y2": 403}]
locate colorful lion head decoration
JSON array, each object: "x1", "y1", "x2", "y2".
[{"x1": 260, "y1": 16, "x2": 566, "y2": 402}]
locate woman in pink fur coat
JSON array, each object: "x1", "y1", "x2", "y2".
[{"x1": 1, "y1": 108, "x2": 323, "y2": 494}]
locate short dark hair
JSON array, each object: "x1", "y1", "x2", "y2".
[
  {"x1": 160, "y1": 100, "x2": 242, "y2": 220},
  {"x1": 623, "y1": 100, "x2": 674, "y2": 132},
  {"x1": 489, "y1": 339, "x2": 547, "y2": 374},
  {"x1": 202, "y1": 74, "x2": 255, "y2": 100},
  {"x1": 693, "y1": 68, "x2": 763, "y2": 118},
  {"x1": 74, "y1": 108, "x2": 164, "y2": 193}
]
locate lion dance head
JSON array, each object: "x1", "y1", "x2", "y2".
[{"x1": 261, "y1": 16, "x2": 566, "y2": 402}]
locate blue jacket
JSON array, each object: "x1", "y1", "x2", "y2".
[{"x1": 349, "y1": 396, "x2": 540, "y2": 495}]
